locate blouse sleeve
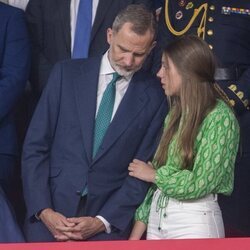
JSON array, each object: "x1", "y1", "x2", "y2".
[
  {"x1": 135, "y1": 185, "x2": 157, "y2": 224},
  {"x1": 155, "y1": 108, "x2": 240, "y2": 200}
]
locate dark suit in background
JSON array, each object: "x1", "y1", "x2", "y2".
[
  {"x1": 153, "y1": 0, "x2": 164, "y2": 9},
  {"x1": 25, "y1": 0, "x2": 153, "y2": 95},
  {"x1": 153, "y1": 0, "x2": 250, "y2": 237},
  {"x1": 0, "y1": 2, "x2": 29, "y2": 242},
  {"x1": 0, "y1": 186, "x2": 24, "y2": 242},
  {"x1": 0, "y1": 2, "x2": 30, "y2": 194}
]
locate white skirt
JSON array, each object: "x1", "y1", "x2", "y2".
[{"x1": 147, "y1": 189, "x2": 225, "y2": 239}]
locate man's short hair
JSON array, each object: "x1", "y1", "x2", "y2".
[{"x1": 112, "y1": 4, "x2": 157, "y2": 39}]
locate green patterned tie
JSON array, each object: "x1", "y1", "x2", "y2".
[{"x1": 93, "y1": 72, "x2": 120, "y2": 157}]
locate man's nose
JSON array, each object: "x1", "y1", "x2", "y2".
[{"x1": 123, "y1": 54, "x2": 134, "y2": 67}]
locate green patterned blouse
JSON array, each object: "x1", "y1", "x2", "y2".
[{"x1": 135, "y1": 100, "x2": 240, "y2": 224}]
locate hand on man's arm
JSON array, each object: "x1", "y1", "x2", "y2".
[{"x1": 128, "y1": 159, "x2": 156, "y2": 183}]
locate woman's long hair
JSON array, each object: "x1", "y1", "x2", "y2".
[{"x1": 154, "y1": 35, "x2": 226, "y2": 169}]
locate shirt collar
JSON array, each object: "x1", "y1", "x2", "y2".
[
  {"x1": 100, "y1": 51, "x2": 133, "y2": 82},
  {"x1": 100, "y1": 51, "x2": 115, "y2": 76}
]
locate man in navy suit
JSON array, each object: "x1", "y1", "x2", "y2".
[
  {"x1": 22, "y1": 4, "x2": 167, "y2": 242},
  {"x1": 0, "y1": 2, "x2": 30, "y2": 194}
]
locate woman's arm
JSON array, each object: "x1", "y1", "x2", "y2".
[
  {"x1": 129, "y1": 104, "x2": 240, "y2": 200},
  {"x1": 129, "y1": 221, "x2": 147, "y2": 240}
]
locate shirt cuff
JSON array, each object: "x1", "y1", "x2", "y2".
[
  {"x1": 96, "y1": 215, "x2": 111, "y2": 234},
  {"x1": 34, "y1": 208, "x2": 45, "y2": 221}
]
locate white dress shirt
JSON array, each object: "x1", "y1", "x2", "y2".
[
  {"x1": 70, "y1": 0, "x2": 99, "y2": 53},
  {"x1": 95, "y1": 51, "x2": 132, "y2": 233},
  {"x1": 97, "y1": 51, "x2": 132, "y2": 119},
  {"x1": 3, "y1": 0, "x2": 29, "y2": 9}
]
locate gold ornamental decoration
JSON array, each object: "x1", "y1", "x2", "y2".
[{"x1": 165, "y1": 0, "x2": 208, "y2": 39}]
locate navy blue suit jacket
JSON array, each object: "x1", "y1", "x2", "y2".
[
  {"x1": 0, "y1": 3, "x2": 30, "y2": 157},
  {"x1": 22, "y1": 57, "x2": 167, "y2": 241}
]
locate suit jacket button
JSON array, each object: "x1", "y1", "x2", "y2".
[
  {"x1": 209, "y1": 5, "x2": 215, "y2": 11},
  {"x1": 208, "y1": 17, "x2": 214, "y2": 22},
  {"x1": 209, "y1": 44, "x2": 213, "y2": 50},
  {"x1": 207, "y1": 29, "x2": 213, "y2": 36}
]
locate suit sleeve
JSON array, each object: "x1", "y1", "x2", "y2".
[
  {"x1": 0, "y1": 8, "x2": 30, "y2": 121},
  {"x1": 25, "y1": 0, "x2": 52, "y2": 94},
  {"x1": 22, "y1": 62, "x2": 62, "y2": 219},
  {"x1": 99, "y1": 98, "x2": 167, "y2": 232}
]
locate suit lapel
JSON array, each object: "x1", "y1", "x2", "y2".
[
  {"x1": 93, "y1": 72, "x2": 149, "y2": 162},
  {"x1": 90, "y1": 0, "x2": 113, "y2": 43},
  {"x1": 73, "y1": 57, "x2": 102, "y2": 163},
  {"x1": 58, "y1": 0, "x2": 71, "y2": 53}
]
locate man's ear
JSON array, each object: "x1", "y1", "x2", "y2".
[
  {"x1": 107, "y1": 28, "x2": 113, "y2": 46},
  {"x1": 150, "y1": 41, "x2": 157, "y2": 52}
]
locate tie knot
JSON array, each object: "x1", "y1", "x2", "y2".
[{"x1": 111, "y1": 72, "x2": 121, "y2": 83}]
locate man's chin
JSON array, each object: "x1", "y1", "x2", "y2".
[{"x1": 116, "y1": 67, "x2": 139, "y2": 77}]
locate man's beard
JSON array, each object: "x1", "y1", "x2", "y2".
[{"x1": 110, "y1": 59, "x2": 141, "y2": 77}]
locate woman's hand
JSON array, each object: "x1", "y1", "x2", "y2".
[{"x1": 128, "y1": 159, "x2": 156, "y2": 183}]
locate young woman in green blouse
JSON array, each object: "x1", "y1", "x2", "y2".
[{"x1": 128, "y1": 35, "x2": 240, "y2": 239}]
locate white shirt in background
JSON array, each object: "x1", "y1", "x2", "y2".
[{"x1": 8, "y1": 0, "x2": 29, "y2": 10}]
